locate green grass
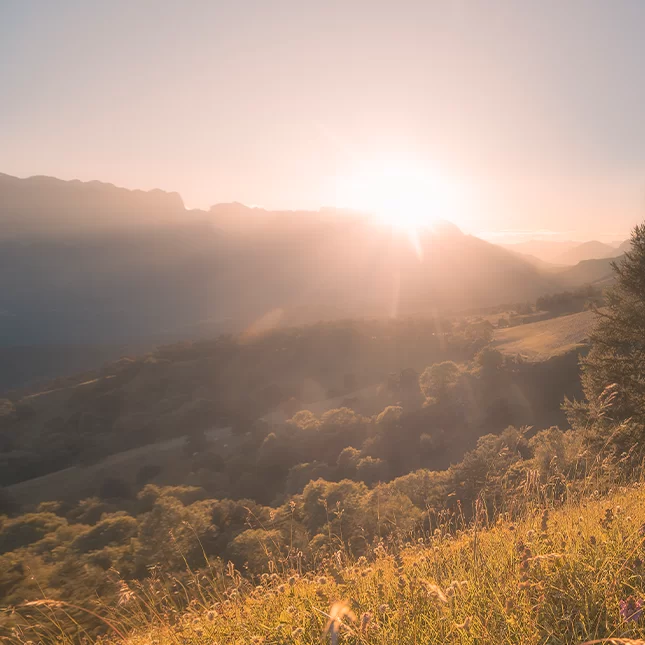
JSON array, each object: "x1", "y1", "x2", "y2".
[
  {"x1": 493, "y1": 310, "x2": 597, "y2": 361},
  {"x1": 12, "y1": 483, "x2": 645, "y2": 645}
]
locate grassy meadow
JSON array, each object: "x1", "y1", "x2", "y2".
[
  {"x1": 493, "y1": 310, "x2": 597, "y2": 361},
  {"x1": 9, "y1": 482, "x2": 645, "y2": 645}
]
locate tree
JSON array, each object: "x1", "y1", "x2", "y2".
[
  {"x1": 565, "y1": 224, "x2": 645, "y2": 457},
  {"x1": 419, "y1": 362, "x2": 460, "y2": 400},
  {"x1": 475, "y1": 347, "x2": 503, "y2": 373},
  {"x1": 287, "y1": 410, "x2": 321, "y2": 432},
  {"x1": 356, "y1": 456, "x2": 388, "y2": 486},
  {"x1": 337, "y1": 446, "x2": 360, "y2": 478}
]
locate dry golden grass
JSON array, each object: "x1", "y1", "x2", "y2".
[
  {"x1": 8, "y1": 482, "x2": 645, "y2": 645},
  {"x1": 493, "y1": 310, "x2": 597, "y2": 361}
]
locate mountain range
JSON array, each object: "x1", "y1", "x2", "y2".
[
  {"x1": 501, "y1": 237, "x2": 629, "y2": 265},
  {"x1": 0, "y1": 173, "x2": 625, "y2": 391}
]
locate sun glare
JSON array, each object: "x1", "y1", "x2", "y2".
[{"x1": 336, "y1": 161, "x2": 465, "y2": 233}]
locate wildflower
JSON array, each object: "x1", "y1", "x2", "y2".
[
  {"x1": 378, "y1": 603, "x2": 389, "y2": 614},
  {"x1": 398, "y1": 575, "x2": 407, "y2": 589},
  {"x1": 589, "y1": 535, "x2": 597, "y2": 545},
  {"x1": 620, "y1": 596, "x2": 644, "y2": 622},
  {"x1": 520, "y1": 547, "x2": 532, "y2": 572},
  {"x1": 600, "y1": 508, "x2": 614, "y2": 529},
  {"x1": 206, "y1": 610, "x2": 217, "y2": 622},
  {"x1": 317, "y1": 576, "x2": 328, "y2": 585},
  {"x1": 288, "y1": 575, "x2": 297, "y2": 587},
  {"x1": 277, "y1": 584, "x2": 286, "y2": 593},
  {"x1": 359, "y1": 612, "x2": 373, "y2": 634}
]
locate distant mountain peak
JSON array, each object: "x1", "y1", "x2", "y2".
[{"x1": 429, "y1": 218, "x2": 462, "y2": 237}]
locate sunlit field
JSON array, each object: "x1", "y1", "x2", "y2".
[{"x1": 9, "y1": 483, "x2": 645, "y2": 645}]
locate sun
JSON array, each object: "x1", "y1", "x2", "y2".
[{"x1": 335, "y1": 161, "x2": 464, "y2": 233}]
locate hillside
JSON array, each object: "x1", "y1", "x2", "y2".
[
  {"x1": 556, "y1": 255, "x2": 622, "y2": 288},
  {"x1": 500, "y1": 239, "x2": 579, "y2": 263},
  {"x1": 493, "y1": 310, "x2": 597, "y2": 361},
  {"x1": 121, "y1": 484, "x2": 645, "y2": 645},
  {"x1": 556, "y1": 239, "x2": 618, "y2": 265},
  {"x1": 6, "y1": 480, "x2": 645, "y2": 644},
  {"x1": 0, "y1": 318, "x2": 491, "y2": 491}
]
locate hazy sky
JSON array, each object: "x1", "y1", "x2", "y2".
[{"x1": 3, "y1": 0, "x2": 645, "y2": 239}]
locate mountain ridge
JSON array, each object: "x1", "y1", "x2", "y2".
[{"x1": 0, "y1": 171, "x2": 617, "y2": 391}]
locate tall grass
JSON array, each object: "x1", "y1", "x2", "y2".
[{"x1": 5, "y1": 481, "x2": 645, "y2": 644}]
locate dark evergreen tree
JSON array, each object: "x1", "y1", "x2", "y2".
[{"x1": 566, "y1": 224, "x2": 645, "y2": 455}]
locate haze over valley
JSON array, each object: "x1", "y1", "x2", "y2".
[{"x1": 0, "y1": 172, "x2": 630, "y2": 392}]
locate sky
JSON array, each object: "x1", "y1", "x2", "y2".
[{"x1": 2, "y1": 0, "x2": 645, "y2": 240}]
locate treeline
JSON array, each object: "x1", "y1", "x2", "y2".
[{"x1": 536, "y1": 284, "x2": 604, "y2": 313}]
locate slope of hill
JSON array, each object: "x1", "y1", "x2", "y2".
[
  {"x1": 501, "y1": 238, "x2": 628, "y2": 265},
  {"x1": 498, "y1": 247, "x2": 564, "y2": 271},
  {"x1": 499, "y1": 239, "x2": 579, "y2": 263},
  {"x1": 617, "y1": 238, "x2": 633, "y2": 254},
  {"x1": 556, "y1": 239, "x2": 617, "y2": 265},
  {"x1": 6, "y1": 479, "x2": 645, "y2": 645},
  {"x1": 493, "y1": 310, "x2": 597, "y2": 361},
  {"x1": 556, "y1": 255, "x2": 622, "y2": 288},
  {"x1": 136, "y1": 483, "x2": 645, "y2": 645}
]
